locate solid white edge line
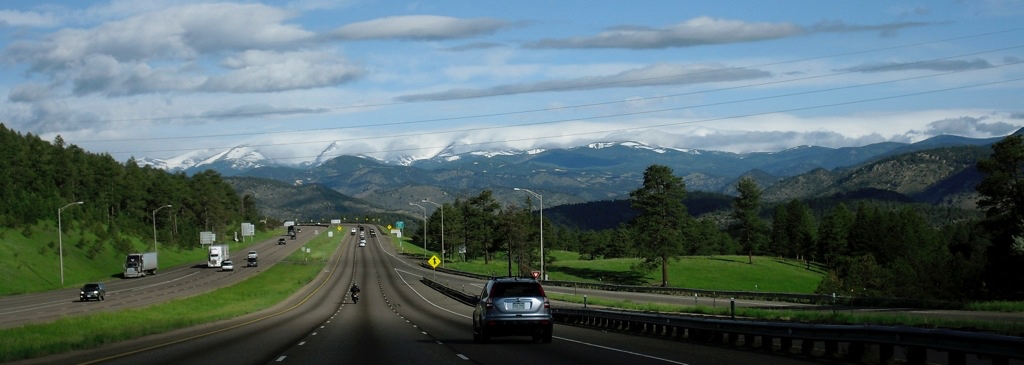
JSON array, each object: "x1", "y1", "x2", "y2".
[{"x1": 557, "y1": 337, "x2": 691, "y2": 365}]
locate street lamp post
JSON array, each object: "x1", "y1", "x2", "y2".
[
  {"x1": 423, "y1": 199, "x2": 444, "y2": 267},
  {"x1": 513, "y1": 188, "x2": 544, "y2": 281},
  {"x1": 152, "y1": 204, "x2": 172, "y2": 254},
  {"x1": 58, "y1": 201, "x2": 84, "y2": 286},
  {"x1": 409, "y1": 202, "x2": 427, "y2": 259}
]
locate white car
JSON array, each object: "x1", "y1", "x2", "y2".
[
  {"x1": 359, "y1": 238, "x2": 366, "y2": 247},
  {"x1": 222, "y1": 260, "x2": 234, "y2": 271},
  {"x1": 350, "y1": 228, "x2": 356, "y2": 235}
]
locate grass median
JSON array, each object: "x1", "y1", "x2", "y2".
[{"x1": 0, "y1": 233, "x2": 340, "y2": 363}]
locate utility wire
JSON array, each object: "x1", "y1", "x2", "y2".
[
  {"x1": 108, "y1": 64, "x2": 1024, "y2": 158},
  {"x1": 71, "y1": 27, "x2": 1024, "y2": 139}
]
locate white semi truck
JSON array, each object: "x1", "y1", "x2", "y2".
[
  {"x1": 208, "y1": 245, "x2": 229, "y2": 268},
  {"x1": 123, "y1": 252, "x2": 158, "y2": 278}
]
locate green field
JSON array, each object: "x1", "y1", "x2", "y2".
[
  {"x1": 0, "y1": 224, "x2": 284, "y2": 295},
  {"x1": 0, "y1": 228, "x2": 338, "y2": 363},
  {"x1": 444, "y1": 250, "x2": 825, "y2": 294}
]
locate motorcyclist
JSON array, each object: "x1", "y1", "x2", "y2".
[{"x1": 350, "y1": 284, "x2": 361, "y2": 302}]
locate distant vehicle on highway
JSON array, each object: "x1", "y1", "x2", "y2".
[
  {"x1": 208, "y1": 244, "x2": 229, "y2": 268},
  {"x1": 350, "y1": 228, "x2": 356, "y2": 235},
  {"x1": 359, "y1": 239, "x2": 366, "y2": 247},
  {"x1": 278, "y1": 238, "x2": 286, "y2": 245},
  {"x1": 222, "y1": 260, "x2": 234, "y2": 271},
  {"x1": 80, "y1": 283, "x2": 106, "y2": 302}
]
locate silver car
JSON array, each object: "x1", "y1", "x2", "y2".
[{"x1": 472, "y1": 277, "x2": 552, "y2": 343}]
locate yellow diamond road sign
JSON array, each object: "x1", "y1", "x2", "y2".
[{"x1": 428, "y1": 255, "x2": 441, "y2": 268}]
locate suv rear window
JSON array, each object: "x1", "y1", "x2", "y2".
[{"x1": 491, "y1": 282, "x2": 544, "y2": 297}]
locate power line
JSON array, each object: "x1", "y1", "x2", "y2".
[
  {"x1": 71, "y1": 27, "x2": 1024, "y2": 142},
  {"x1": 109, "y1": 64, "x2": 1024, "y2": 158},
  {"x1": 278, "y1": 76, "x2": 1024, "y2": 162}
]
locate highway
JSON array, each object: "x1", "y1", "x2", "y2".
[
  {"x1": 0, "y1": 227, "x2": 316, "y2": 329},
  {"x1": 11, "y1": 228, "x2": 821, "y2": 365}
]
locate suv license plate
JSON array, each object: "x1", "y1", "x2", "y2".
[{"x1": 512, "y1": 301, "x2": 527, "y2": 310}]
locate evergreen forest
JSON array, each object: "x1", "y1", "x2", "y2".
[{"x1": 0, "y1": 124, "x2": 258, "y2": 256}]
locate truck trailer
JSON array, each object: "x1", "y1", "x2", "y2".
[
  {"x1": 208, "y1": 245, "x2": 229, "y2": 268},
  {"x1": 123, "y1": 252, "x2": 158, "y2": 278}
]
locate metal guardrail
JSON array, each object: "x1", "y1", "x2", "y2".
[
  {"x1": 552, "y1": 307, "x2": 1024, "y2": 365},
  {"x1": 420, "y1": 277, "x2": 478, "y2": 306},
  {"x1": 419, "y1": 263, "x2": 962, "y2": 309},
  {"x1": 420, "y1": 275, "x2": 1024, "y2": 365}
]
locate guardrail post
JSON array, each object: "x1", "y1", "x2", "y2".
[
  {"x1": 848, "y1": 342, "x2": 866, "y2": 362},
  {"x1": 824, "y1": 340, "x2": 838, "y2": 358},
  {"x1": 743, "y1": 333, "x2": 754, "y2": 347},
  {"x1": 906, "y1": 346, "x2": 926, "y2": 365},
  {"x1": 730, "y1": 297, "x2": 735, "y2": 319},
  {"x1": 780, "y1": 337, "x2": 793, "y2": 354},
  {"x1": 879, "y1": 344, "x2": 895, "y2": 364},
  {"x1": 761, "y1": 335, "x2": 774, "y2": 351},
  {"x1": 800, "y1": 339, "x2": 814, "y2": 355},
  {"x1": 947, "y1": 351, "x2": 966, "y2": 365}
]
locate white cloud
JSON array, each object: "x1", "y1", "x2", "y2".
[
  {"x1": 8, "y1": 3, "x2": 312, "y2": 73},
  {"x1": 204, "y1": 50, "x2": 363, "y2": 93},
  {"x1": 0, "y1": 9, "x2": 59, "y2": 27},
  {"x1": 330, "y1": 15, "x2": 511, "y2": 40},
  {"x1": 527, "y1": 16, "x2": 804, "y2": 49},
  {"x1": 398, "y1": 62, "x2": 771, "y2": 101}
]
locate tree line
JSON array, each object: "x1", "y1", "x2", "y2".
[
  {"x1": 6, "y1": 120, "x2": 1021, "y2": 300},
  {"x1": 412, "y1": 135, "x2": 1024, "y2": 301},
  {"x1": 0, "y1": 124, "x2": 256, "y2": 255}
]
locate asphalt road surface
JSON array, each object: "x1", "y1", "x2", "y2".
[
  {"x1": 0, "y1": 228, "x2": 316, "y2": 330},
  {"x1": 11, "y1": 229, "x2": 824, "y2": 365}
]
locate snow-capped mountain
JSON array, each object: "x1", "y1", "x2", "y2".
[
  {"x1": 195, "y1": 145, "x2": 271, "y2": 170},
  {"x1": 136, "y1": 140, "x2": 725, "y2": 173},
  {"x1": 135, "y1": 149, "x2": 219, "y2": 171}
]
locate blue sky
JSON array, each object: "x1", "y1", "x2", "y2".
[{"x1": 1, "y1": 0, "x2": 1023, "y2": 165}]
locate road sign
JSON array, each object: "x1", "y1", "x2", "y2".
[{"x1": 428, "y1": 255, "x2": 441, "y2": 268}]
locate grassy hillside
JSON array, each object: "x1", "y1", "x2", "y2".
[
  {"x1": 0, "y1": 224, "x2": 280, "y2": 295},
  {"x1": 445, "y1": 250, "x2": 824, "y2": 294}
]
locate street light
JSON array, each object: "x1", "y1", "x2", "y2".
[
  {"x1": 423, "y1": 199, "x2": 444, "y2": 267},
  {"x1": 409, "y1": 202, "x2": 427, "y2": 259},
  {"x1": 514, "y1": 188, "x2": 544, "y2": 281},
  {"x1": 152, "y1": 204, "x2": 172, "y2": 254},
  {"x1": 58, "y1": 201, "x2": 84, "y2": 286}
]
